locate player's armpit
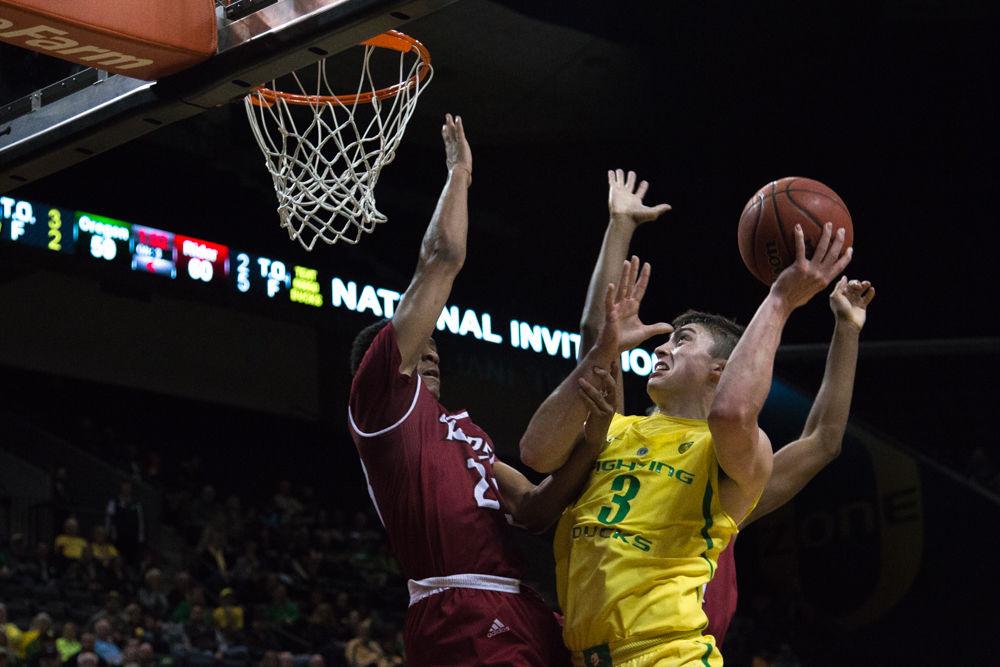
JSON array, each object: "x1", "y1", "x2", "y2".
[{"x1": 714, "y1": 426, "x2": 773, "y2": 524}]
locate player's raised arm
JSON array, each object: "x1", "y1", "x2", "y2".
[
  {"x1": 709, "y1": 223, "x2": 852, "y2": 520},
  {"x1": 392, "y1": 114, "x2": 473, "y2": 374},
  {"x1": 494, "y1": 363, "x2": 620, "y2": 533},
  {"x1": 742, "y1": 277, "x2": 874, "y2": 526},
  {"x1": 520, "y1": 260, "x2": 654, "y2": 473},
  {"x1": 579, "y1": 170, "x2": 673, "y2": 385}
]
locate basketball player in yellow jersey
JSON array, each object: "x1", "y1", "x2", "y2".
[{"x1": 519, "y1": 171, "x2": 854, "y2": 665}]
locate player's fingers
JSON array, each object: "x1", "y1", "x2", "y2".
[
  {"x1": 825, "y1": 227, "x2": 846, "y2": 266},
  {"x1": 833, "y1": 275, "x2": 848, "y2": 294},
  {"x1": 862, "y1": 285, "x2": 875, "y2": 304},
  {"x1": 627, "y1": 256, "x2": 641, "y2": 298},
  {"x1": 577, "y1": 383, "x2": 601, "y2": 413},
  {"x1": 579, "y1": 378, "x2": 613, "y2": 414},
  {"x1": 608, "y1": 170, "x2": 614, "y2": 186},
  {"x1": 626, "y1": 170, "x2": 637, "y2": 192},
  {"x1": 832, "y1": 246, "x2": 854, "y2": 275},
  {"x1": 814, "y1": 222, "x2": 833, "y2": 263},
  {"x1": 614, "y1": 262, "x2": 630, "y2": 302},
  {"x1": 634, "y1": 262, "x2": 652, "y2": 302},
  {"x1": 652, "y1": 203, "x2": 672, "y2": 217},
  {"x1": 616, "y1": 168, "x2": 624, "y2": 185},
  {"x1": 794, "y1": 224, "x2": 807, "y2": 263},
  {"x1": 644, "y1": 322, "x2": 675, "y2": 340},
  {"x1": 636, "y1": 180, "x2": 649, "y2": 199},
  {"x1": 605, "y1": 283, "x2": 616, "y2": 312}
]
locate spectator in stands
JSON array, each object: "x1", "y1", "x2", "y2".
[
  {"x1": 276, "y1": 652, "x2": 293, "y2": 667},
  {"x1": 265, "y1": 585, "x2": 299, "y2": 628},
  {"x1": 63, "y1": 543, "x2": 101, "y2": 594},
  {"x1": 76, "y1": 653, "x2": 98, "y2": 667},
  {"x1": 343, "y1": 619, "x2": 385, "y2": 667},
  {"x1": 212, "y1": 589, "x2": 244, "y2": 632},
  {"x1": 193, "y1": 528, "x2": 229, "y2": 591},
  {"x1": 88, "y1": 592, "x2": 125, "y2": 638},
  {"x1": 184, "y1": 605, "x2": 217, "y2": 659},
  {"x1": 137, "y1": 569, "x2": 168, "y2": 619},
  {"x1": 167, "y1": 571, "x2": 192, "y2": 613},
  {"x1": 18, "y1": 613, "x2": 52, "y2": 660},
  {"x1": 56, "y1": 623, "x2": 82, "y2": 663},
  {"x1": 231, "y1": 541, "x2": 261, "y2": 584},
  {"x1": 89, "y1": 528, "x2": 120, "y2": 570},
  {"x1": 54, "y1": 518, "x2": 88, "y2": 565},
  {"x1": 35, "y1": 637, "x2": 61, "y2": 667},
  {"x1": 306, "y1": 655, "x2": 324, "y2": 667},
  {"x1": 16, "y1": 542, "x2": 56, "y2": 589},
  {"x1": 0, "y1": 605, "x2": 22, "y2": 657},
  {"x1": 171, "y1": 586, "x2": 206, "y2": 624},
  {"x1": 93, "y1": 620, "x2": 121, "y2": 666},
  {"x1": 136, "y1": 643, "x2": 154, "y2": 667},
  {"x1": 105, "y1": 481, "x2": 144, "y2": 566},
  {"x1": 65, "y1": 633, "x2": 101, "y2": 667},
  {"x1": 121, "y1": 605, "x2": 144, "y2": 642}
]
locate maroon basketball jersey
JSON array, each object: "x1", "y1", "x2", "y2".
[
  {"x1": 348, "y1": 323, "x2": 526, "y2": 581},
  {"x1": 704, "y1": 534, "x2": 738, "y2": 644}
]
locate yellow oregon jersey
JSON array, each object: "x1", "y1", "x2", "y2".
[{"x1": 555, "y1": 412, "x2": 741, "y2": 653}]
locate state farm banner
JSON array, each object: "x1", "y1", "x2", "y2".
[{"x1": 0, "y1": 0, "x2": 216, "y2": 80}]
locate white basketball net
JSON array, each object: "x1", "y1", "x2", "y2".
[{"x1": 244, "y1": 38, "x2": 432, "y2": 250}]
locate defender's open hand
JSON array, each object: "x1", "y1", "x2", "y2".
[{"x1": 608, "y1": 169, "x2": 671, "y2": 226}]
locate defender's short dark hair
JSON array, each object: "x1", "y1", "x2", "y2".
[
  {"x1": 349, "y1": 318, "x2": 391, "y2": 374},
  {"x1": 671, "y1": 310, "x2": 744, "y2": 359}
]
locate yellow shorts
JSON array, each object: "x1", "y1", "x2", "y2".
[{"x1": 572, "y1": 633, "x2": 723, "y2": 667}]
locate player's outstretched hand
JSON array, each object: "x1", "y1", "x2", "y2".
[
  {"x1": 770, "y1": 222, "x2": 853, "y2": 311},
  {"x1": 442, "y1": 113, "x2": 472, "y2": 182},
  {"x1": 596, "y1": 256, "x2": 673, "y2": 354},
  {"x1": 830, "y1": 276, "x2": 874, "y2": 331},
  {"x1": 579, "y1": 361, "x2": 619, "y2": 449},
  {"x1": 608, "y1": 169, "x2": 671, "y2": 227}
]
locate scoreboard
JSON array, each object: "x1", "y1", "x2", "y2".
[
  {"x1": 0, "y1": 194, "x2": 658, "y2": 376},
  {"x1": 1, "y1": 196, "x2": 75, "y2": 253},
  {"x1": 1, "y1": 194, "x2": 329, "y2": 310}
]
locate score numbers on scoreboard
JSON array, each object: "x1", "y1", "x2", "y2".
[{"x1": 1, "y1": 196, "x2": 76, "y2": 253}]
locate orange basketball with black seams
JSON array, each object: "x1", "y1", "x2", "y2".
[{"x1": 738, "y1": 177, "x2": 853, "y2": 285}]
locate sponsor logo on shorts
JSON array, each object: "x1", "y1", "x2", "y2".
[
  {"x1": 678, "y1": 440, "x2": 694, "y2": 454},
  {"x1": 486, "y1": 618, "x2": 509, "y2": 638}
]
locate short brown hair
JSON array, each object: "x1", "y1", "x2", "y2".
[{"x1": 672, "y1": 310, "x2": 744, "y2": 359}]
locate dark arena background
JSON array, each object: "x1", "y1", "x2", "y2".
[{"x1": 1, "y1": 1, "x2": 997, "y2": 665}]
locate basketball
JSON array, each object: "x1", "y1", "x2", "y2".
[{"x1": 737, "y1": 177, "x2": 853, "y2": 285}]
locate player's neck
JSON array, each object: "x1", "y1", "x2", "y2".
[{"x1": 652, "y1": 391, "x2": 712, "y2": 420}]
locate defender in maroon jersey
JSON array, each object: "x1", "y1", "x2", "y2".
[{"x1": 347, "y1": 115, "x2": 609, "y2": 666}]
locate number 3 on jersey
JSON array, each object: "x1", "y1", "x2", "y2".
[
  {"x1": 466, "y1": 458, "x2": 501, "y2": 510},
  {"x1": 597, "y1": 474, "x2": 641, "y2": 525}
]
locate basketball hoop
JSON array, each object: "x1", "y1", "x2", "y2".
[{"x1": 244, "y1": 30, "x2": 432, "y2": 250}]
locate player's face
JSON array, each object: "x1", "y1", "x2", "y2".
[
  {"x1": 646, "y1": 324, "x2": 719, "y2": 399},
  {"x1": 417, "y1": 337, "x2": 441, "y2": 398}
]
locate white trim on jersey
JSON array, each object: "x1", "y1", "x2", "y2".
[
  {"x1": 348, "y1": 374, "x2": 423, "y2": 438},
  {"x1": 407, "y1": 573, "x2": 521, "y2": 606},
  {"x1": 357, "y1": 458, "x2": 386, "y2": 529}
]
